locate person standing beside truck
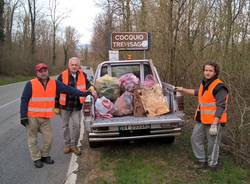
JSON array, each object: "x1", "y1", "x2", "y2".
[
  {"x1": 20, "y1": 63, "x2": 91, "y2": 168},
  {"x1": 175, "y1": 61, "x2": 228, "y2": 170},
  {"x1": 55, "y1": 57, "x2": 92, "y2": 155}
]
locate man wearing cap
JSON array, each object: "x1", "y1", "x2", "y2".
[
  {"x1": 20, "y1": 63, "x2": 91, "y2": 168},
  {"x1": 55, "y1": 57, "x2": 93, "y2": 155}
]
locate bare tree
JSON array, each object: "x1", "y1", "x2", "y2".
[
  {"x1": 0, "y1": 0, "x2": 4, "y2": 73},
  {"x1": 63, "y1": 26, "x2": 79, "y2": 66},
  {"x1": 5, "y1": 0, "x2": 20, "y2": 44},
  {"x1": 0, "y1": 0, "x2": 4, "y2": 44},
  {"x1": 49, "y1": 0, "x2": 68, "y2": 66},
  {"x1": 27, "y1": 0, "x2": 36, "y2": 54}
]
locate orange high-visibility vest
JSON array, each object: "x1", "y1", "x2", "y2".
[
  {"x1": 195, "y1": 79, "x2": 228, "y2": 124},
  {"x1": 28, "y1": 78, "x2": 56, "y2": 118},
  {"x1": 59, "y1": 69, "x2": 86, "y2": 106}
]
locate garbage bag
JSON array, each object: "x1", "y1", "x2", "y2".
[
  {"x1": 142, "y1": 74, "x2": 156, "y2": 88},
  {"x1": 113, "y1": 91, "x2": 133, "y2": 116},
  {"x1": 95, "y1": 75, "x2": 120, "y2": 102},
  {"x1": 140, "y1": 84, "x2": 170, "y2": 117},
  {"x1": 95, "y1": 96, "x2": 114, "y2": 119},
  {"x1": 119, "y1": 73, "x2": 139, "y2": 92}
]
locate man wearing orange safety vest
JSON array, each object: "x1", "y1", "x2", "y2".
[
  {"x1": 176, "y1": 61, "x2": 228, "y2": 171},
  {"x1": 55, "y1": 57, "x2": 92, "y2": 156},
  {"x1": 20, "y1": 63, "x2": 91, "y2": 168}
]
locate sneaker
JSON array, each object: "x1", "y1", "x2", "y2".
[
  {"x1": 208, "y1": 161, "x2": 223, "y2": 171},
  {"x1": 64, "y1": 146, "x2": 72, "y2": 154},
  {"x1": 41, "y1": 156, "x2": 55, "y2": 164},
  {"x1": 71, "y1": 146, "x2": 81, "y2": 155},
  {"x1": 34, "y1": 159, "x2": 43, "y2": 168}
]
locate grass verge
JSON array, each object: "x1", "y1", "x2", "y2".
[
  {"x1": 0, "y1": 75, "x2": 32, "y2": 85},
  {"x1": 77, "y1": 128, "x2": 250, "y2": 184}
]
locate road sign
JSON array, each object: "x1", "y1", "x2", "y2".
[
  {"x1": 109, "y1": 50, "x2": 119, "y2": 61},
  {"x1": 111, "y1": 32, "x2": 149, "y2": 51}
]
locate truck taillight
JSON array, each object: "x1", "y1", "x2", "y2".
[
  {"x1": 84, "y1": 102, "x2": 92, "y2": 116},
  {"x1": 176, "y1": 91, "x2": 184, "y2": 111}
]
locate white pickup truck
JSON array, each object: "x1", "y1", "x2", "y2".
[{"x1": 83, "y1": 59, "x2": 184, "y2": 147}]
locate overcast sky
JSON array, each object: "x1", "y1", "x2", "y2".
[{"x1": 43, "y1": 0, "x2": 101, "y2": 44}]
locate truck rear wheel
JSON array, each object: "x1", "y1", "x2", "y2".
[
  {"x1": 89, "y1": 141, "x2": 101, "y2": 148},
  {"x1": 158, "y1": 136, "x2": 175, "y2": 144}
]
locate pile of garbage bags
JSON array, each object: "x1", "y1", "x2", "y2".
[
  {"x1": 95, "y1": 75, "x2": 120, "y2": 102},
  {"x1": 94, "y1": 73, "x2": 170, "y2": 119}
]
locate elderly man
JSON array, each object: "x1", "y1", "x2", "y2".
[
  {"x1": 176, "y1": 61, "x2": 228, "y2": 170},
  {"x1": 20, "y1": 63, "x2": 91, "y2": 168},
  {"x1": 56, "y1": 57, "x2": 92, "y2": 155}
]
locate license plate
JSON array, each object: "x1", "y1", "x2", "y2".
[{"x1": 119, "y1": 124, "x2": 151, "y2": 131}]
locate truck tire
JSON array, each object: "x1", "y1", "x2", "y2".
[
  {"x1": 166, "y1": 136, "x2": 175, "y2": 144},
  {"x1": 158, "y1": 136, "x2": 175, "y2": 144},
  {"x1": 89, "y1": 141, "x2": 101, "y2": 148}
]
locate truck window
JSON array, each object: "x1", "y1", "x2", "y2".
[
  {"x1": 111, "y1": 65, "x2": 140, "y2": 79},
  {"x1": 144, "y1": 64, "x2": 153, "y2": 76},
  {"x1": 101, "y1": 66, "x2": 108, "y2": 76}
]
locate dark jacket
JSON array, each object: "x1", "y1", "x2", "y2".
[
  {"x1": 55, "y1": 70, "x2": 91, "y2": 111},
  {"x1": 20, "y1": 78, "x2": 89, "y2": 119}
]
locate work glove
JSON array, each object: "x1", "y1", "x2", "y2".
[
  {"x1": 209, "y1": 124, "x2": 218, "y2": 136},
  {"x1": 53, "y1": 108, "x2": 60, "y2": 115},
  {"x1": 88, "y1": 86, "x2": 97, "y2": 99},
  {"x1": 88, "y1": 86, "x2": 96, "y2": 93},
  {"x1": 175, "y1": 86, "x2": 183, "y2": 92},
  {"x1": 21, "y1": 118, "x2": 29, "y2": 127}
]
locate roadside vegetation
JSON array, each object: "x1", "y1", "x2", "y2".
[
  {"x1": 0, "y1": 75, "x2": 32, "y2": 85},
  {"x1": 77, "y1": 124, "x2": 250, "y2": 184}
]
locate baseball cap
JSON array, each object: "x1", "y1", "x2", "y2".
[{"x1": 35, "y1": 63, "x2": 48, "y2": 71}]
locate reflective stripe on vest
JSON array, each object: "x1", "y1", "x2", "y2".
[
  {"x1": 195, "y1": 79, "x2": 228, "y2": 124},
  {"x1": 30, "y1": 97, "x2": 55, "y2": 102},
  {"x1": 59, "y1": 69, "x2": 86, "y2": 106},
  {"x1": 28, "y1": 78, "x2": 56, "y2": 118}
]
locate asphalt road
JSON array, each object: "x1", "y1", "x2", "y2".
[{"x1": 0, "y1": 82, "x2": 72, "y2": 184}]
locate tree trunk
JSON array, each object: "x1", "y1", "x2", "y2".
[
  {"x1": 52, "y1": 25, "x2": 56, "y2": 65},
  {"x1": 28, "y1": 0, "x2": 36, "y2": 54},
  {"x1": 125, "y1": 0, "x2": 131, "y2": 31},
  {"x1": 224, "y1": 0, "x2": 232, "y2": 57},
  {"x1": 0, "y1": 0, "x2": 4, "y2": 74},
  {"x1": 168, "y1": 0, "x2": 174, "y2": 83},
  {"x1": 0, "y1": 0, "x2": 4, "y2": 43},
  {"x1": 139, "y1": 0, "x2": 147, "y2": 31},
  {"x1": 63, "y1": 45, "x2": 68, "y2": 66}
]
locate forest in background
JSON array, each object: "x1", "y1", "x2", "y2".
[
  {"x1": 0, "y1": 0, "x2": 250, "y2": 165},
  {"x1": 0, "y1": 0, "x2": 85, "y2": 75}
]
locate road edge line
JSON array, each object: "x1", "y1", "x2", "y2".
[{"x1": 64, "y1": 116, "x2": 84, "y2": 184}]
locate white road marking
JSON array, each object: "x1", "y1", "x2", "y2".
[
  {"x1": 64, "y1": 115, "x2": 84, "y2": 184},
  {"x1": 0, "y1": 98, "x2": 20, "y2": 110}
]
